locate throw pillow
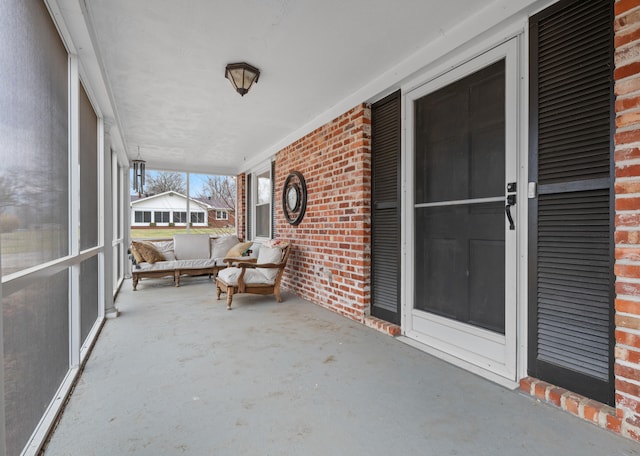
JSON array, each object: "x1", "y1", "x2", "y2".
[
  {"x1": 263, "y1": 239, "x2": 290, "y2": 249},
  {"x1": 154, "y1": 240, "x2": 175, "y2": 261},
  {"x1": 163, "y1": 250, "x2": 176, "y2": 261},
  {"x1": 132, "y1": 241, "x2": 165, "y2": 264},
  {"x1": 257, "y1": 246, "x2": 285, "y2": 282},
  {"x1": 130, "y1": 243, "x2": 144, "y2": 264},
  {"x1": 226, "y1": 241, "x2": 253, "y2": 258},
  {"x1": 211, "y1": 235, "x2": 240, "y2": 259}
]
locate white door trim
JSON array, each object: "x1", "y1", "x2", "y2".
[{"x1": 401, "y1": 37, "x2": 522, "y2": 385}]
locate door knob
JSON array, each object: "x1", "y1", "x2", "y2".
[{"x1": 505, "y1": 194, "x2": 516, "y2": 230}]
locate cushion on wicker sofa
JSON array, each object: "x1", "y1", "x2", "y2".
[
  {"x1": 210, "y1": 235, "x2": 240, "y2": 259},
  {"x1": 173, "y1": 234, "x2": 211, "y2": 260}
]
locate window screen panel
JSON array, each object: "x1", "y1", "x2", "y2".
[
  {"x1": 80, "y1": 256, "x2": 99, "y2": 344},
  {"x1": 414, "y1": 61, "x2": 505, "y2": 204},
  {"x1": 0, "y1": 0, "x2": 69, "y2": 277},
  {"x1": 3, "y1": 270, "x2": 70, "y2": 456},
  {"x1": 80, "y1": 83, "x2": 98, "y2": 250}
]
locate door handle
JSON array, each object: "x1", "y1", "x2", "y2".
[{"x1": 505, "y1": 194, "x2": 516, "y2": 230}]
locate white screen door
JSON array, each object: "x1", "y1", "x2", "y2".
[{"x1": 404, "y1": 39, "x2": 519, "y2": 382}]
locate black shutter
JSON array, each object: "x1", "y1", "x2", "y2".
[
  {"x1": 371, "y1": 91, "x2": 401, "y2": 324},
  {"x1": 528, "y1": 0, "x2": 614, "y2": 404}
]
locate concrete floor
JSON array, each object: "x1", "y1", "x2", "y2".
[{"x1": 44, "y1": 276, "x2": 640, "y2": 456}]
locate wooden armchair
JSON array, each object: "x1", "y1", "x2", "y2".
[{"x1": 215, "y1": 242, "x2": 291, "y2": 310}]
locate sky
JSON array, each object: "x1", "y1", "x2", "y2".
[{"x1": 130, "y1": 169, "x2": 226, "y2": 197}]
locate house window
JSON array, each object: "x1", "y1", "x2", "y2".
[
  {"x1": 190, "y1": 212, "x2": 205, "y2": 224},
  {"x1": 135, "y1": 211, "x2": 151, "y2": 223},
  {"x1": 254, "y1": 168, "x2": 271, "y2": 238},
  {"x1": 173, "y1": 211, "x2": 187, "y2": 223},
  {"x1": 216, "y1": 210, "x2": 228, "y2": 220},
  {"x1": 154, "y1": 211, "x2": 170, "y2": 223}
]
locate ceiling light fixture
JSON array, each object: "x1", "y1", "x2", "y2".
[
  {"x1": 132, "y1": 146, "x2": 146, "y2": 196},
  {"x1": 225, "y1": 62, "x2": 260, "y2": 96}
]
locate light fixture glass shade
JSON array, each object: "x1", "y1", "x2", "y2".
[{"x1": 225, "y1": 62, "x2": 260, "y2": 96}]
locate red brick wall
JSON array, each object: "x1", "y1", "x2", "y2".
[
  {"x1": 614, "y1": 0, "x2": 640, "y2": 440},
  {"x1": 237, "y1": 173, "x2": 246, "y2": 239},
  {"x1": 274, "y1": 104, "x2": 372, "y2": 321},
  {"x1": 207, "y1": 210, "x2": 236, "y2": 228}
]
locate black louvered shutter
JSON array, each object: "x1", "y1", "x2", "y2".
[
  {"x1": 371, "y1": 91, "x2": 401, "y2": 324},
  {"x1": 528, "y1": 0, "x2": 614, "y2": 404}
]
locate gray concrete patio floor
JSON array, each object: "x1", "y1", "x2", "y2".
[{"x1": 44, "y1": 277, "x2": 640, "y2": 456}]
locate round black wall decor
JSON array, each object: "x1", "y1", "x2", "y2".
[{"x1": 282, "y1": 171, "x2": 307, "y2": 225}]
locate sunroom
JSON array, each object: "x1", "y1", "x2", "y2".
[{"x1": 2, "y1": 0, "x2": 640, "y2": 454}]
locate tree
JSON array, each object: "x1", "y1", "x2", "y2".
[
  {"x1": 198, "y1": 176, "x2": 236, "y2": 210},
  {"x1": 0, "y1": 174, "x2": 17, "y2": 214},
  {"x1": 139, "y1": 171, "x2": 186, "y2": 196}
]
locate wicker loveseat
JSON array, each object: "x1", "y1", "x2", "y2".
[{"x1": 130, "y1": 234, "x2": 252, "y2": 290}]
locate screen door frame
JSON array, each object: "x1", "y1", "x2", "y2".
[{"x1": 402, "y1": 38, "x2": 520, "y2": 383}]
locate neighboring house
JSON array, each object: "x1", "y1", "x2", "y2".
[
  {"x1": 130, "y1": 192, "x2": 236, "y2": 229},
  {"x1": 194, "y1": 196, "x2": 236, "y2": 229},
  {"x1": 130, "y1": 191, "x2": 210, "y2": 227}
]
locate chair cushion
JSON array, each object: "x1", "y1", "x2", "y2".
[
  {"x1": 136, "y1": 258, "x2": 218, "y2": 271},
  {"x1": 218, "y1": 267, "x2": 274, "y2": 285},
  {"x1": 257, "y1": 246, "x2": 285, "y2": 282},
  {"x1": 210, "y1": 235, "x2": 239, "y2": 259},
  {"x1": 173, "y1": 234, "x2": 211, "y2": 260},
  {"x1": 248, "y1": 242, "x2": 261, "y2": 258},
  {"x1": 132, "y1": 241, "x2": 165, "y2": 264}
]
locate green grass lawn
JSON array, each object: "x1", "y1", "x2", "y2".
[
  {"x1": 0, "y1": 227, "x2": 235, "y2": 254},
  {"x1": 1, "y1": 229, "x2": 67, "y2": 254},
  {"x1": 130, "y1": 227, "x2": 234, "y2": 240}
]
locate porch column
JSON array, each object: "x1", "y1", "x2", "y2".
[{"x1": 103, "y1": 118, "x2": 118, "y2": 319}]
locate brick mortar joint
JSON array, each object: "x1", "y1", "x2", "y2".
[
  {"x1": 616, "y1": 88, "x2": 640, "y2": 97},
  {"x1": 616, "y1": 5, "x2": 640, "y2": 19},
  {"x1": 615, "y1": 176, "x2": 640, "y2": 183},
  {"x1": 614, "y1": 40, "x2": 640, "y2": 55},
  {"x1": 615, "y1": 123, "x2": 640, "y2": 133},
  {"x1": 616, "y1": 15, "x2": 640, "y2": 34}
]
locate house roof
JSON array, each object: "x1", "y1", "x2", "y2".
[
  {"x1": 130, "y1": 191, "x2": 212, "y2": 210},
  {"x1": 130, "y1": 191, "x2": 233, "y2": 211},
  {"x1": 192, "y1": 196, "x2": 233, "y2": 211}
]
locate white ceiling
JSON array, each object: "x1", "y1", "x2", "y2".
[{"x1": 54, "y1": 0, "x2": 539, "y2": 175}]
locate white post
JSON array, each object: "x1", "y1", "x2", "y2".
[{"x1": 103, "y1": 118, "x2": 118, "y2": 318}]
